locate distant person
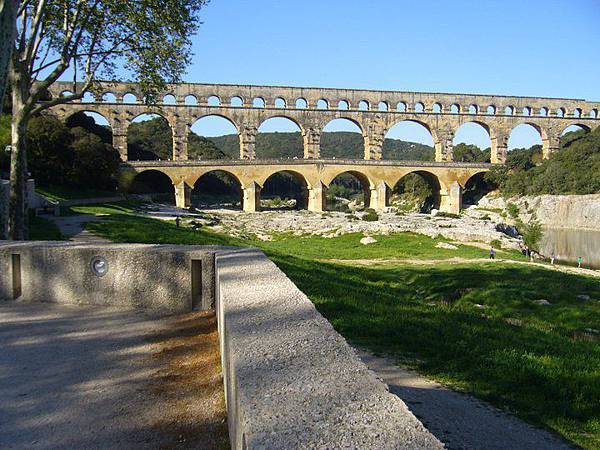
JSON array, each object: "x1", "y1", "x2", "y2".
[
  {"x1": 175, "y1": 216, "x2": 181, "y2": 228},
  {"x1": 578, "y1": 256, "x2": 583, "y2": 268},
  {"x1": 489, "y1": 247, "x2": 495, "y2": 260},
  {"x1": 551, "y1": 253, "x2": 556, "y2": 265}
]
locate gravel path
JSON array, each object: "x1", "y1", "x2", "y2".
[
  {"x1": 0, "y1": 302, "x2": 227, "y2": 449},
  {"x1": 356, "y1": 349, "x2": 574, "y2": 450}
]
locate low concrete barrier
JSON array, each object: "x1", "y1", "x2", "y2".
[
  {"x1": 0, "y1": 241, "x2": 216, "y2": 313},
  {"x1": 217, "y1": 248, "x2": 443, "y2": 449}
]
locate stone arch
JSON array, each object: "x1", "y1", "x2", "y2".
[
  {"x1": 414, "y1": 102, "x2": 425, "y2": 113},
  {"x1": 487, "y1": 105, "x2": 496, "y2": 115},
  {"x1": 127, "y1": 112, "x2": 174, "y2": 160},
  {"x1": 207, "y1": 95, "x2": 221, "y2": 106},
  {"x1": 163, "y1": 94, "x2": 177, "y2": 105},
  {"x1": 358, "y1": 100, "x2": 369, "y2": 111},
  {"x1": 259, "y1": 170, "x2": 310, "y2": 210},
  {"x1": 383, "y1": 119, "x2": 436, "y2": 160},
  {"x1": 253, "y1": 97, "x2": 266, "y2": 108},
  {"x1": 295, "y1": 98, "x2": 308, "y2": 109},
  {"x1": 452, "y1": 121, "x2": 492, "y2": 162},
  {"x1": 338, "y1": 100, "x2": 350, "y2": 110},
  {"x1": 82, "y1": 92, "x2": 96, "y2": 103},
  {"x1": 184, "y1": 95, "x2": 198, "y2": 105},
  {"x1": 317, "y1": 99, "x2": 329, "y2": 109},
  {"x1": 256, "y1": 116, "x2": 304, "y2": 159},
  {"x1": 462, "y1": 171, "x2": 494, "y2": 206},
  {"x1": 325, "y1": 170, "x2": 374, "y2": 211},
  {"x1": 468, "y1": 104, "x2": 478, "y2": 114},
  {"x1": 230, "y1": 96, "x2": 244, "y2": 107},
  {"x1": 450, "y1": 104, "x2": 460, "y2": 114},
  {"x1": 102, "y1": 92, "x2": 117, "y2": 102},
  {"x1": 127, "y1": 169, "x2": 175, "y2": 203},
  {"x1": 64, "y1": 110, "x2": 114, "y2": 146},
  {"x1": 397, "y1": 101, "x2": 407, "y2": 112},
  {"x1": 560, "y1": 123, "x2": 591, "y2": 148},
  {"x1": 507, "y1": 123, "x2": 545, "y2": 156},
  {"x1": 274, "y1": 97, "x2": 286, "y2": 108},
  {"x1": 191, "y1": 169, "x2": 243, "y2": 210},
  {"x1": 320, "y1": 118, "x2": 365, "y2": 159},
  {"x1": 391, "y1": 170, "x2": 442, "y2": 213},
  {"x1": 433, "y1": 103, "x2": 443, "y2": 113},
  {"x1": 378, "y1": 101, "x2": 389, "y2": 112},
  {"x1": 189, "y1": 114, "x2": 239, "y2": 160},
  {"x1": 123, "y1": 93, "x2": 138, "y2": 103}
]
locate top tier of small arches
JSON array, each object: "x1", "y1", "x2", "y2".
[{"x1": 55, "y1": 86, "x2": 600, "y2": 119}]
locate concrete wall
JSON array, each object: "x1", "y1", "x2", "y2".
[
  {"x1": 0, "y1": 241, "x2": 217, "y2": 313},
  {"x1": 216, "y1": 248, "x2": 443, "y2": 449},
  {"x1": 0, "y1": 180, "x2": 8, "y2": 239}
]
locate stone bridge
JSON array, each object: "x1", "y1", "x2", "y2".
[
  {"x1": 43, "y1": 81, "x2": 600, "y2": 214},
  {"x1": 46, "y1": 81, "x2": 600, "y2": 164},
  {"x1": 123, "y1": 159, "x2": 490, "y2": 214}
]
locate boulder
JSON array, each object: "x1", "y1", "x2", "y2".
[
  {"x1": 360, "y1": 236, "x2": 377, "y2": 245},
  {"x1": 576, "y1": 294, "x2": 591, "y2": 301},
  {"x1": 533, "y1": 299, "x2": 552, "y2": 306},
  {"x1": 436, "y1": 242, "x2": 458, "y2": 250}
]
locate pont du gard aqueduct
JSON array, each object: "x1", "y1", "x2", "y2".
[{"x1": 46, "y1": 81, "x2": 600, "y2": 214}]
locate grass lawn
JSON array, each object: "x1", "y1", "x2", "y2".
[
  {"x1": 59, "y1": 202, "x2": 600, "y2": 449},
  {"x1": 36, "y1": 185, "x2": 120, "y2": 202}
]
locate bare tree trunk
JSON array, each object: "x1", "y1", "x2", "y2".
[
  {"x1": 8, "y1": 75, "x2": 29, "y2": 240},
  {"x1": 0, "y1": 0, "x2": 17, "y2": 109}
]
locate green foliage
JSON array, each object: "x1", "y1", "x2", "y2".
[
  {"x1": 436, "y1": 211, "x2": 460, "y2": 219},
  {"x1": 362, "y1": 209, "x2": 379, "y2": 221},
  {"x1": 486, "y1": 128, "x2": 600, "y2": 196},
  {"x1": 393, "y1": 173, "x2": 436, "y2": 213},
  {"x1": 520, "y1": 220, "x2": 544, "y2": 252},
  {"x1": 490, "y1": 239, "x2": 502, "y2": 248},
  {"x1": 28, "y1": 215, "x2": 63, "y2": 241},
  {"x1": 507, "y1": 202, "x2": 520, "y2": 219},
  {"x1": 453, "y1": 143, "x2": 491, "y2": 163},
  {"x1": 25, "y1": 115, "x2": 120, "y2": 190}
]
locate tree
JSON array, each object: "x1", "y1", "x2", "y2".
[
  {"x1": 0, "y1": 0, "x2": 18, "y2": 109},
  {"x1": 7, "y1": 0, "x2": 207, "y2": 239}
]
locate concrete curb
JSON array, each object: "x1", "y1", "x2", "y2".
[{"x1": 216, "y1": 248, "x2": 444, "y2": 449}]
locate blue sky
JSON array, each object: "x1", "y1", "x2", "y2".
[{"x1": 98, "y1": 0, "x2": 600, "y2": 149}]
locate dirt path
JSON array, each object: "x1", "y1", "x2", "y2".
[
  {"x1": 323, "y1": 256, "x2": 600, "y2": 278},
  {"x1": 356, "y1": 349, "x2": 574, "y2": 450}
]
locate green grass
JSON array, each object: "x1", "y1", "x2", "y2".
[
  {"x1": 36, "y1": 185, "x2": 120, "y2": 202},
  {"x1": 29, "y1": 215, "x2": 63, "y2": 240},
  {"x1": 69, "y1": 201, "x2": 599, "y2": 448}
]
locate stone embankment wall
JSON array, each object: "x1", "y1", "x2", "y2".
[{"x1": 479, "y1": 194, "x2": 600, "y2": 231}]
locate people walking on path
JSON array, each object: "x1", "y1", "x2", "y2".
[
  {"x1": 551, "y1": 253, "x2": 556, "y2": 265},
  {"x1": 489, "y1": 247, "x2": 495, "y2": 260},
  {"x1": 175, "y1": 216, "x2": 181, "y2": 228},
  {"x1": 578, "y1": 256, "x2": 583, "y2": 268}
]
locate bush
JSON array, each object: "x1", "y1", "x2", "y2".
[
  {"x1": 480, "y1": 214, "x2": 491, "y2": 221},
  {"x1": 490, "y1": 239, "x2": 502, "y2": 249},
  {"x1": 521, "y1": 220, "x2": 544, "y2": 252},
  {"x1": 507, "y1": 203, "x2": 520, "y2": 219},
  {"x1": 362, "y1": 211, "x2": 379, "y2": 221}
]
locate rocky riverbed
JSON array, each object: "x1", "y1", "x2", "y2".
[{"x1": 140, "y1": 204, "x2": 523, "y2": 250}]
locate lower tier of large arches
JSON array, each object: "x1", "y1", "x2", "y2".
[{"x1": 121, "y1": 162, "x2": 490, "y2": 214}]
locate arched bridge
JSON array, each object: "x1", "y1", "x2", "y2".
[
  {"x1": 44, "y1": 81, "x2": 600, "y2": 214},
  {"x1": 46, "y1": 81, "x2": 600, "y2": 163},
  {"x1": 123, "y1": 159, "x2": 490, "y2": 214}
]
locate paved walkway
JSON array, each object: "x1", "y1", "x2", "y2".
[
  {"x1": 44, "y1": 214, "x2": 110, "y2": 243},
  {"x1": 356, "y1": 349, "x2": 574, "y2": 450},
  {"x1": 0, "y1": 302, "x2": 227, "y2": 449}
]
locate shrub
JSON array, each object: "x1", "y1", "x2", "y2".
[
  {"x1": 490, "y1": 239, "x2": 502, "y2": 249},
  {"x1": 507, "y1": 203, "x2": 520, "y2": 219},
  {"x1": 362, "y1": 211, "x2": 379, "y2": 221},
  {"x1": 436, "y1": 211, "x2": 460, "y2": 219}
]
